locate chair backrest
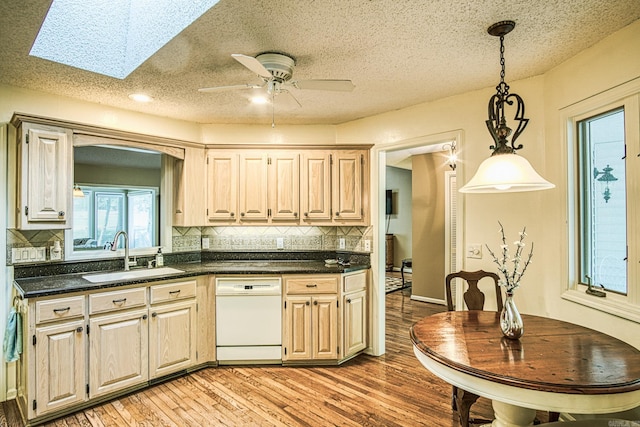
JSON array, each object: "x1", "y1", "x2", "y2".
[{"x1": 445, "y1": 270, "x2": 503, "y2": 312}]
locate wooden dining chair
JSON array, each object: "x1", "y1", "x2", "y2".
[{"x1": 445, "y1": 270, "x2": 502, "y2": 427}]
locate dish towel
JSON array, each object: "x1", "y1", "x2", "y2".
[{"x1": 3, "y1": 307, "x2": 23, "y2": 363}]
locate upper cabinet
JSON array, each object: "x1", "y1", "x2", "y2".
[
  {"x1": 173, "y1": 146, "x2": 206, "y2": 227},
  {"x1": 206, "y1": 150, "x2": 304, "y2": 225},
  {"x1": 14, "y1": 121, "x2": 73, "y2": 229},
  {"x1": 207, "y1": 147, "x2": 369, "y2": 226}
]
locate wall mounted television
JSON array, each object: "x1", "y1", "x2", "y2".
[{"x1": 385, "y1": 189, "x2": 393, "y2": 215}]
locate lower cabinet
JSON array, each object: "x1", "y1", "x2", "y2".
[
  {"x1": 283, "y1": 270, "x2": 368, "y2": 363},
  {"x1": 18, "y1": 277, "x2": 203, "y2": 424},
  {"x1": 89, "y1": 308, "x2": 149, "y2": 399},
  {"x1": 33, "y1": 319, "x2": 86, "y2": 417}
]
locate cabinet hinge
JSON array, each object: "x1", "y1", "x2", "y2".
[
  {"x1": 196, "y1": 303, "x2": 199, "y2": 312},
  {"x1": 32, "y1": 335, "x2": 36, "y2": 346},
  {"x1": 284, "y1": 347, "x2": 287, "y2": 355},
  {"x1": 337, "y1": 300, "x2": 339, "y2": 308},
  {"x1": 32, "y1": 400, "x2": 36, "y2": 411},
  {"x1": 206, "y1": 208, "x2": 209, "y2": 216},
  {"x1": 360, "y1": 154, "x2": 364, "y2": 165},
  {"x1": 284, "y1": 301, "x2": 287, "y2": 309},
  {"x1": 25, "y1": 134, "x2": 29, "y2": 144},
  {"x1": 86, "y1": 384, "x2": 89, "y2": 395},
  {"x1": 337, "y1": 346, "x2": 340, "y2": 354},
  {"x1": 196, "y1": 351, "x2": 198, "y2": 360},
  {"x1": 25, "y1": 206, "x2": 29, "y2": 216},
  {"x1": 329, "y1": 154, "x2": 333, "y2": 165},
  {"x1": 86, "y1": 325, "x2": 90, "y2": 334},
  {"x1": 206, "y1": 157, "x2": 209, "y2": 164},
  {"x1": 268, "y1": 208, "x2": 271, "y2": 217},
  {"x1": 267, "y1": 157, "x2": 272, "y2": 165}
]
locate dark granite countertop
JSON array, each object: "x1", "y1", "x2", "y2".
[{"x1": 14, "y1": 260, "x2": 370, "y2": 298}]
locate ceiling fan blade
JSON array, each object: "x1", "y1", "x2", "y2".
[
  {"x1": 293, "y1": 79, "x2": 355, "y2": 92},
  {"x1": 231, "y1": 54, "x2": 272, "y2": 79},
  {"x1": 198, "y1": 84, "x2": 262, "y2": 93},
  {"x1": 280, "y1": 89, "x2": 302, "y2": 108}
]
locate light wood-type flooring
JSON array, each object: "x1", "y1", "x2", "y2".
[{"x1": 0, "y1": 277, "x2": 553, "y2": 426}]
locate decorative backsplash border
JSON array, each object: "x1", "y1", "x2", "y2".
[{"x1": 7, "y1": 226, "x2": 373, "y2": 266}]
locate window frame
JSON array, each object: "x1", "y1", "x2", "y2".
[{"x1": 562, "y1": 80, "x2": 640, "y2": 323}]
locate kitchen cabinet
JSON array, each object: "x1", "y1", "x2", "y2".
[
  {"x1": 207, "y1": 150, "x2": 300, "y2": 224},
  {"x1": 206, "y1": 150, "x2": 238, "y2": 222},
  {"x1": 88, "y1": 286, "x2": 149, "y2": 398},
  {"x1": 301, "y1": 149, "x2": 369, "y2": 226},
  {"x1": 342, "y1": 271, "x2": 368, "y2": 359},
  {"x1": 148, "y1": 280, "x2": 197, "y2": 378},
  {"x1": 197, "y1": 276, "x2": 216, "y2": 364},
  {"x1": 13, "y1": 120, "x2": 73, "y2": 229},
  {"x1": 300, "y1": 151, "x2": 332, "y2": 222},
  {"x1": 173, "y1": 146, "x2": 206, "y2": 226},
  {"x1": 30, "y1": 295, "x2": 87, "y2": 418},
  {"x1": 283, "y1": 275, "x2": 339, "y2": 361}
]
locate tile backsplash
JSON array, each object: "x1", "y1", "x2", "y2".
[{"x1": 7, "y1": 226, "x2": 373, "y2": 265}]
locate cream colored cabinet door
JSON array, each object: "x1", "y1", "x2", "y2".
[
  {"x1": 268, "y1": 152, "x2": 300, "y2": 222},
  {"x1": 343, "y1": 289, "x2": 367, "y2": 357},
  {"x1": 331, "y1": 150, "x2": 364, "y2": 222},
  {"x1": 312, "y1": 295, "x2": 339, "y2": 360},
  {"x1": 149, "y1": 300, "x2": 197, "y2": 379},
  {"x1": 239, "y1": 152, "x2": 269, "y2": 221},
  {"x1": 89, "y1": 308, "x2": 149, "y2": 399},
  {"x1": 33, "y1": 320, "x2": 86, "y2": 417},
  {"x1": 173, "y1": 146, "x2": 206, "y2": 227},
  {"x1": 17, "y1": 124, "x2": 72, "y2": 229},
  {"x1": 206, "y1": 151, "x2": 238, "y2": 222},
  {"x1": 283, "y1": 296, "x2": 312, "y2": 361},
  {"x1": 300, "y1": 151, "x2": 332, "y2": 222}
]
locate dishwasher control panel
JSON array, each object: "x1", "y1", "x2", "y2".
[{"x1": 215, "y1": 277, "x2": 282, "y2": 295}]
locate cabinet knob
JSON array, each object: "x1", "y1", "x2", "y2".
[
  {"x1": 240, "y1": 212, "x2": 245, "y2": 217},
  {"x1": 313, "y1": 300, "x2": 318, "y2": 306},
  {"x1": 305, "y1": 301, "x2": 310, "y2": 306},
  {"x1": 142, "y1": 314, "x2": 148, "y2": 320},
  {"x1": 335, "y1": 212, "x2": 340, "y2": 216},
  {"x1": 304, "y1": 212, "x2": 308, "y2": 217},
  {"x1": 152, "y1": 312, "x2": 157, "y2": 318},
  {"x1": 76, "y1": 326, "x2": 83, "y2": 333},
  {"x1": 58, "y1": 211, "x2": 65, "y2": 217},
  {"x1": 294, "y1": 212, "x2": 298, "y2": 217},
  {"x1": 347, "y1": 298, "x2": 352, "y2": 304},
  {"x1": 230, "y1": 212, "x2": 235, "y2": 217}
]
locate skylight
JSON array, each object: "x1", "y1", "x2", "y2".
[{"x1": 30, "y1": 0, "x2": 219, "y2": 79}]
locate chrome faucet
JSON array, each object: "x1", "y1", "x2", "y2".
[{"x1": 111, "y1": 230, "x2": 134, "y2": 271}]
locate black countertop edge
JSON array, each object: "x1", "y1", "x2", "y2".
[{"x1": 14, "y1": 260, "x2": 370, "y2": 299}]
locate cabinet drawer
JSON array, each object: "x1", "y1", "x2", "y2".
[
  {"x1": 89, "y1": 287, "x2": 147, "y2": 315},
  {"x1": 150, "y1": 280, "x2": 196, "y2": 304},
  {"x1": 285, "y1": 276, "x2": 338, "y2": 294},
  {"x1": 344, "y1": 271, "x2": 367, "y2": 293},
  {"x1": 36, "y1": 296, "x2": 85, "y2": 324}
]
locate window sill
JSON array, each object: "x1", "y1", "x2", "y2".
[{"x1": 562, "y1": 289, "x2": 640, "y2": 324}]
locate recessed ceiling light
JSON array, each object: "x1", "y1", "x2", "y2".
[{"x1": 129, "y1": 93, "x2": 153, "y2": 103}]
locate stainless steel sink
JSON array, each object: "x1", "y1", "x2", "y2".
[{"x1": 82, "y1": 267, "x2": 184, "y2": 283}]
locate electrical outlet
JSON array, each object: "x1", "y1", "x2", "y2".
[
  {"x1": 50, "y1": 246, "x2": 62, "y2": 261},
  {"x1": 467, "y1": 244, "x2": 483, "y2": 259},
  {"x1": 202, "y1": 237, "x2": 210, "y2": 249},
  {"x1": 276, "y1": 237, "x2": 284, "y2": 249},
  {"x1": 364, "y1": 239, "x2": 371, "y2": 252},
  {"x1": 339, "y1": 238, "x2": 346, "y2": 250}
]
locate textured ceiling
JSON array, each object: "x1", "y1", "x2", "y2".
[{"x1": 1, "y1": 1, "x2": 639, "y2": 126}]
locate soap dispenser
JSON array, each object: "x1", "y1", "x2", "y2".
[{"x1": 155, "y1": 248, "x2": 164, "y2": 267}]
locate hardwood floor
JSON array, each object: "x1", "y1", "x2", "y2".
[{"x1": 1, "y1": 290, "x2": 531, "y2": 426}]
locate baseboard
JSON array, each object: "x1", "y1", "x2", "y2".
[{"x1": 410, "y1": 295, "x2": 446, "y2": 306}]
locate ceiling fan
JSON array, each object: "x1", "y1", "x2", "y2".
[{"x1": 198, "y1": 52, "x2": 355, "y2": 126}]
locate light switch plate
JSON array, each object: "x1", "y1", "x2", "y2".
[
  {"x1": 339, "y1": 238, "x2": 346, "y2": 250},
  {"x1": 276, "y1": 237, "x2": 284, "y2": 249},
  {"x1": 202, "y1": 237, "x2": 210, "y2": 249}
]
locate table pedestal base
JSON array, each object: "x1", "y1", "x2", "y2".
[{"x1": 492, "y1": 400, "x2": 537, "y2": 427}]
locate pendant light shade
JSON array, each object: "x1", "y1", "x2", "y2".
[
  {"x1": 459, "y1": 20, "x2": 554, "y2": 194},
  {"x1": 459, "y1": 153, "x2": 554, "y2": 193}
]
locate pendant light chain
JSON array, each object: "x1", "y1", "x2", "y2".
[{"x1": 497, "y1": 35, "x2": 510, "y2": 99}]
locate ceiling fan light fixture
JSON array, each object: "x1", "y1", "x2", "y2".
[
  {"x1": 250, "y1": 96, "x2": 269, "y2": 105},
  {"x1": 459, "y1": 20, "x2": 554, "y2": 194}
]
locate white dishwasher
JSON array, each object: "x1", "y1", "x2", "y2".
[{"x1": 215, "y1": 276, "x2": 282, "y2": 364}]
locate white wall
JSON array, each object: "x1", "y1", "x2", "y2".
[{"x1": 385, "y1": 166, "x2": 412, "y2": 267}]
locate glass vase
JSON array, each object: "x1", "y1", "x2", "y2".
[{"x1": 500, "y1": 291, "x2": 524, "y2": 339}]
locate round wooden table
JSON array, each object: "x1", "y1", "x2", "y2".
[{"x1": 410, "y1": 311, "x2": 640, "y2": 427}]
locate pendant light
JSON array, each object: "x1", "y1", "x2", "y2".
[{"x1": 459, "y1": 21, "x2": 554, "y2": 193}]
